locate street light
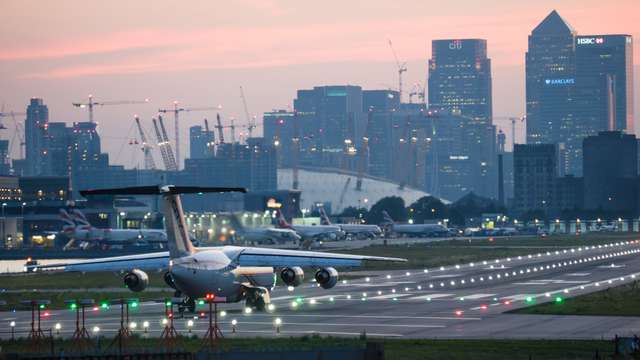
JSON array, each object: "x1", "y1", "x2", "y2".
[
  {"x1": 10, "y1": 321, "x2": 15, "y2": 339},
  {"x1": 274, "y1": 318, "x2": 282, "y2": 333},
  {"x1": 55, "y1": 322, "x2": 61, "y2": 335},
  {"x1": 143, "y1": 321, "x2": 149, "y2": 333},
  {"x1": 231, "y1": 319, "x2": 237, "y2": 333},
  {"x1": 186, "y1": 319, "x2": 194, "y2": 333}
]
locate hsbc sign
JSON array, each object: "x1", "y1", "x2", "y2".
[{"x1": 577, "y1": 37, "x2": 604, "y2": 45}]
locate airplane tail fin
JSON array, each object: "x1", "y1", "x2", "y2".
[
  {"x1": 318, "y1": 207, "x2": 331, "y2": 225},
  {"x1": 71, "y1": 209, "x2": 91, "y2": 229},
  {"x1": 59, "y1": 209, "x2": 76, "y2": 236},
  {"x1": 80, "y1": 185, "x2": 246, "y2": 259},
  {"x1": 275, "y1": 210, "x2": 292, "y2": 229},
  {"x1": 381, "y1": 210, "x2": 394, "y2": 225}
]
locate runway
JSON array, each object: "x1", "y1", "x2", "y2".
[{"x1": 2, "y1": 239, "x2": 640, "y2": 340}]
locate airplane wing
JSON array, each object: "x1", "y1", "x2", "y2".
[
  {"x1": 230, "y1": 247, "x2": 407, "y2": 268},
  {"x1": 25, "y1": 251, "x2": 169, "y2": 273}
]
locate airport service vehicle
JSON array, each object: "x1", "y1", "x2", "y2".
[
  {"x1": 60, "y1": 209, "x2": 167, "y2": 249},
  {"x1": 30, "y1": 186, "x2": 404, "y2": 312},
  {"x1": 318, "y1": 207, "x2": 382, "y2": 239},
  {"x1": 382, "y1": 210, "x2": 449, "y2": 237},
  {"x1": 275, "y1": 210, "x2": 345, "y2": 241}
]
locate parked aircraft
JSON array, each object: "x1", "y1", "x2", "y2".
[
  {"x1": 60, "y1": 209, "x2": 166, "y2": 250},
  {"x1": 275, "y1": 210, "x2": 345, "y2": 241},
  {"x1": 318, "y1": 207, "x2": 382, "y2": 239},
  {"x1": 382, "y1": 210, "x2": 449, "y2": 237}
]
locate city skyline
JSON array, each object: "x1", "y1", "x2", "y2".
[{"x1": 1, "y1": 1, "x2": 640, "y2": 168}]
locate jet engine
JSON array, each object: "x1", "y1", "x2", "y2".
[
  {"x1": 315, "y1": 267, "x2": 338, "y2": 289},
  {"x1": 280, "y1": 266, "x2": 304, "y2": 287},
  {"x1": 123, "y1": 269, "x2": 149, "y2": 292}
]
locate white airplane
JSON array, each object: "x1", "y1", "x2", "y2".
[
  {"x1": 229, "y1": 214, "x2": 302, "y2": 245},
  {"x1": 319, "y1": 207, "x2": 382, "y2": 239},
  {"x1": 60, "y1": 209, "x2": 167, "y2": 250},
  {"x1": 382, "y1": 210, "x2": 449, "y2": 237},
  {"x1": 30, "y1": 186, "x2": 405, "y2": 312},
  {"x1": 275, "y1": 210, "x2": 345, "y2": 241}
]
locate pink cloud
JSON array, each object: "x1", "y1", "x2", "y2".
[{"x1": 7, "y1": 6, "x2": 640, "y2": 79}]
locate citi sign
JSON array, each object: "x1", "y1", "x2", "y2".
[{"x1": 577, "y1": 37, "x2": 604, "y2": 45}]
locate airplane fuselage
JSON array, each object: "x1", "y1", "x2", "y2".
[{"x1": 169, "y1": 249, "x2": 275, "y2": 302}]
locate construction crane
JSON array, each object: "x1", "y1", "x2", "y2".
[
  {"x1": 215, "y1": 113, "x2": 225, "y2": 144},
  {"x1": 151, "y1": 118, "x2": 172, "y2": 171},
  {"x1": 408, "y1": 83, "x2": 426, "y2": 104},
  {"x1": 493, "y1": 116, "x2": 526, "y2": 149},
  {"x1": 356, "y1": 110, "x2": 373, "y2": 191},
  {"x1": 388, "y1": 40, "x2": 407, "y2": 103},
  {"x1": 158, "y1": 102, "x2": 219, "y2": 170},
  {"x1": 397, "y1": 117, "x2": 411, "y2": 190},
  {"x1": 158, "y1": 115, "x2": 178, "y2": 171},
  {"x1": 292, "y1": 112, "x2": 300, "y2": 190},
  {"x1": 203, "y1": 118, "x2": 216, "y2": 156},
  {"x1": 0, "y1": 110, "x2": 26, "y2": 158},
  {"x1": 151, "y1": 116, "x2": 178, "y2": 171},
  {"x1": 239, "y1": 86, "x2": 257, "y2": 138},
  {"x1": 134, "y1": 116, "x2": 157, "y2": 170},
  {"x1": 337, "y1": 177, "x2": 352, "y2": 213},
  {"x1": 72, "y1": 95, "x2": 149, "y2": 123}
]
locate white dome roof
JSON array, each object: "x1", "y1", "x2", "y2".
[{"x1": 278, "y1": 168, "x2": 445, "y2": 213}]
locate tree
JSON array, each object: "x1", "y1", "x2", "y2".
[
  {"x1": 365, "y1": 196, "x2": 406, "y2": 224},
  {"x1": 339, "y1": 206, "x2": 368, "y2": 219},
  {"x1": 408, "y1": 196, "x2": 446, "y2": 223}
]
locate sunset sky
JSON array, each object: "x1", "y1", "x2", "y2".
[{"x1": 1, "y1": 0, "x2": 639, "y2": 167}]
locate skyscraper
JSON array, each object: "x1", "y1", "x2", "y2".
[
  {"x1": 25, "y1": 98, "x2": 49, "y2": 176},
  {"x1": 526, "y1": 11, "x2": 635, "y2": 175},
  {"x1": 189, "y1": 125, "x2": 215, "y2": 159},
  {"x1": 428, "y1": 39, "x2": 496, "y2": 198},
  {"x1": 526, "y1": 10, "x2": 577, "y2": 149},
  {"x1": 575, "y1": 34, "x2": 634, "y2": 133},
  {"x1": 293, "y1": 85, "x2": 364, "y2": 169}
]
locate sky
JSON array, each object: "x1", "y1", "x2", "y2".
[{"x1": 1, "y1": 0, "x2": 639, "y2": 168}]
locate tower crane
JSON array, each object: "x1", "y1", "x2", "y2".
[
  {"x1": 408, "y1": 83, "x2": 426, "y2": 104},
  {"x1": 388, "y1": 40, "x2": 407, "y2": 103},
  {"x1": 72, "y1": 95, "x2": 149, "y2": 123},
  {"x1": 239, "y1": 86, "x2": 257, "y2": 138},
  {"x1": 158, "y1": 102, "x2": 219, "y2": 170},
  {"x1": 134, "y1": 116, "x2": 157, "y2": 170}
]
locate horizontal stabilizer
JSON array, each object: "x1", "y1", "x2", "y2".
[{"x1": 80, "y1": 185, "x2": 247, "y2": 197}]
